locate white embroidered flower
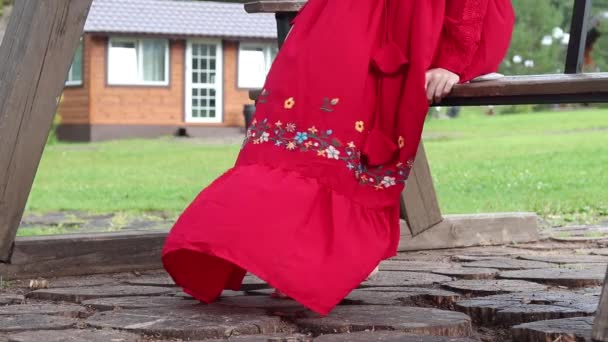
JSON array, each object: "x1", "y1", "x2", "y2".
[
  {"x1": 260, "y1": 132, "x2": 270, "y2": 142},
  {"x1": 326, "y1": 146, "x2": 340, "y2": 160},
  {"x1": 381, "y1": 176, "x2": 396, "y2": 188}
]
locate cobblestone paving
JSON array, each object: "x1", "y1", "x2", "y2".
[{"x1": 1, "y1": 224, "x2": 607, "y2": 341}]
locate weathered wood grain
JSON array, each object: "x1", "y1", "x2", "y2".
[
  {"x1": 244, "y1": 1, "x2": 305, "y2": 13},
  {"x1": 399, "y1": 213, "x2": 540, "y2": 252},
  {"x1": 0, "y1": 231, "x2": 165, "y2": 279},
  {"x1": 592, "y1": 267, "x2": 608, "y2": 341},
  {"x1": 0, "y1": 0, "x2": 93, "y2": 261},
  {"x1": 401, "y1": 143, "x2": 443, "y2": 236}
]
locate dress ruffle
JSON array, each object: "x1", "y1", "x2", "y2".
[{"x1": 162, "y1": 164, "x2": 400, "y2": 315}]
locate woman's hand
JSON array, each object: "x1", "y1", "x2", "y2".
[{"x1": 425, "y1": 68, "x2": 460, "y2": 103}]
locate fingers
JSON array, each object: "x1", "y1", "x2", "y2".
[
  {"x1": 427, "y1": 72, "x2": 447, "y2": 103},
  {"x1": 442, "y1": 77, "x2": 454, "y2": 98},
  {"x1": 426, "y1": 69, "x2": 459, "y2": 104},
  {"x1": 426, "y1": 71, "x2": 439, "y2": 102}
]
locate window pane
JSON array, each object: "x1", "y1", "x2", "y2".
[
  {"x1": 270, "y1": 46, "x2": 279, "y2": 62},
  {"x1": 238, "y1": 46, "x2": 266, "y2": 88},
  {"x1": 142, "y1": 39, "x2": 166, "y2": 82},
  {"x1": 108, "y1": 39, "x2": 138, "y2": 84},
  {"x1": 67, "y1": 40, "x2": 83, "y2": 84}
]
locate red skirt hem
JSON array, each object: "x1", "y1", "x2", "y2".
[{"x1": 162, "y1": 164, "x2": 400, "y2": 315}]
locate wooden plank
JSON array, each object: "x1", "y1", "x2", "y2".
[
  {"x1": 400, "y1": 143, "x2": 443, "y2": 236},
  {"x1": 451, "y1": 73, "x2": 608, "y2": 98},
  {"x1": 0, "y1": 0, "x2": 92, "y2": 262},
  {"x1": 0, "y1": 212, "x2": 539, "y2": 279},
  {"x1": 592, "y1": 268, "x2": 608, "y2": 341},
  {"x1": 0, "y1": 231, "x2": 166, "y2": 280},
  {"x1": 398, "y1": 213, "x2": 540, "y2": 252},
  {"x1": 251, "y1": 73, "x2": 608, "y2": 105},
  {"x1": 245, "y1": 1, "x2": 306, "y2": 13}
]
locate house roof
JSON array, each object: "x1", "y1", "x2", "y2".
[{"x1": 84, "y1": 0, "x2": 278, "y2": 39}]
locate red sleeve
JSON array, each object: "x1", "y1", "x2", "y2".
[{"x1": 432, "y1": 0, "x2": 490, "y2": 80}]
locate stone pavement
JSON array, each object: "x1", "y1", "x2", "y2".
[{"x1": 0, "y1": 225, "x2": 607, "y2": 341}]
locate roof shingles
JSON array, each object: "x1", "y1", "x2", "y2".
[{"x1": 84, "y1": 0, "x2": 277, "y2": 39}]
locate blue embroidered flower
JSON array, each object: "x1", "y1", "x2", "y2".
[
  {"x1": 295, "y1": 132, "x2": 309, "y2": 144},
  {"x1": 275, "y1": 140, "x2": 283, "y2": 147},
  {"x1": 326, "y1": 129, "x2": 333, "y2": 135},
  {"x1": 347, "y1": 163, "x2": 355, "y2": 170}
]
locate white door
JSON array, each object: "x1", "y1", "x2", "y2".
[{"x1": 185, "y1": 40, "x2": 223, "y2": 123}]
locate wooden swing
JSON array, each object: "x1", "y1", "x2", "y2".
[
  {"x1": 0, "y1": 0, "x2": 604, "y2": 340},
  {"x1": 244, "y1": 0, "x2": 608, "y2": 339}
]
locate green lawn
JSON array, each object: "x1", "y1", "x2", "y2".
[{"x1": 27, "y1": 107, "x2": 608, "y2": 228}]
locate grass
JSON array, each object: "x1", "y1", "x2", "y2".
[
  {"x1": 423, "y1": 107, "x2": 608, "y2": 226},
  {"x1": 25, "y1": 107, "x2": 608, "y2": 233}
]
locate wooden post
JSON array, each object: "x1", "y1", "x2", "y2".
[
  {"x1": 275, "y1": 12, "x2": 296, "y2": 48},
  {"x1": 400, "y1": 142, "x2": 443, "y2": 235},
  {"x1": 593, "y1": 268, "x2": 608, "y2": 341},
  {"x1": 0, "y1": 0, "x2": 92, "y2": 262},
  {"x1": 565, "y1": 0, "x2": 591, "y2": 74}
]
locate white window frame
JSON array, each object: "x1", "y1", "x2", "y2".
[
  {"x1": 185, "y1": 39, "x2": 223, "y2": 124},
  {"x1": 107, "y1": 37, "x2": 170, "y2": 86},
  {"x1": 237, "y1": 42, "x2": 277, "y2": 89},
  {"x1": 66, "y1": 39, "x2": 84, "y2": 86}
]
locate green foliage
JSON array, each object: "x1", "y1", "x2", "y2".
[
  {"x1": 503, "y1": 1, "x2": 608, "y2": 75},
  {"x1": 502, "y1": 0, "x2": 567, "y2": 75}
]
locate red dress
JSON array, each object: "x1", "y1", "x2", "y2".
[{"x1": 162, "y1": 0, "x2": 515, "y2": 315}]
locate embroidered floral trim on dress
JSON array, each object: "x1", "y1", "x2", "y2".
[{"x1": 243, "y1": 118, "x2": 413, "y2": 190}]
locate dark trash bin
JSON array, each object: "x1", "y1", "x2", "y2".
[{"x1": 243, "y1": 104, "x2": 256, "y2": 130}]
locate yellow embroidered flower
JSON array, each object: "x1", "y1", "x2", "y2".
[
  {"x1": 347, "y1": 141, "x2": 356, "y2": 148},
  {"x1": 317, "y1": 149, "x2": 326, "y2": 157},
  {"x1": 286, "y1": 123, "x2": 296, "y2": 132},
  {"x1": 331, "y1": 98, "x2": 340, "y2": 105},
  {"x1": 355, "y1": 121, "x2": 365, "y2": 133},
  {"x1": 284, "y1": 97, "x2": 295, "y2": 109},
  {"x1": 398, "y1": 136, "x2": 405, "y2": 148},
  {"x1": 304, "y1": 141, "x2": 313, "y2": 148},
  {"x1": 308, "y1": 126, "x2": 318, "y2": 134},
  {"x1": 275, "y1": 120, "x2": 283, "y2": 127},
  {"x1": 287, "y1": 141, "x2": 296, "y2": 150},
  {"x1": 253, "y1": 138, "x2": 261, "y2": 144},
  {"x1": 374, "y1": 184, "x2": 384, "y2": 190},
  {"x1": 360, "y1": 174, "x2": 368, "y2": 182}
]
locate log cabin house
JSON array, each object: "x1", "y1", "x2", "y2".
[{"x1": 59, "y1": 0, "x2": 277, "y2": 141}]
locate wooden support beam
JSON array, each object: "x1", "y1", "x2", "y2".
[
  {"x1": 400, "y1": 143, "x2": 443, "y2": 236},
  {"x1": 0, "y1": 0, "x2": 92, "y2": 262},
  {"x1": 244, "y1": 1, "x2": 306, "y2": 13},
  {"x1": 565, "y1": 0, "x2": 591, "y2": 74},
  {"x1": 0, "y1": 231, "x2": 166, "y2": 280},
  {"x1": 398, "y1": 213, "x2": 540, "y2": 252},
  {"x1": 275, "y1": 12, "x2": 296, "y2": 49},
  {"x1": 593, "y1": 268, "x2": 608, "y2": 341},
  {"x1": 0, "y1": 213, "x2": 538, "y2": 279}
]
